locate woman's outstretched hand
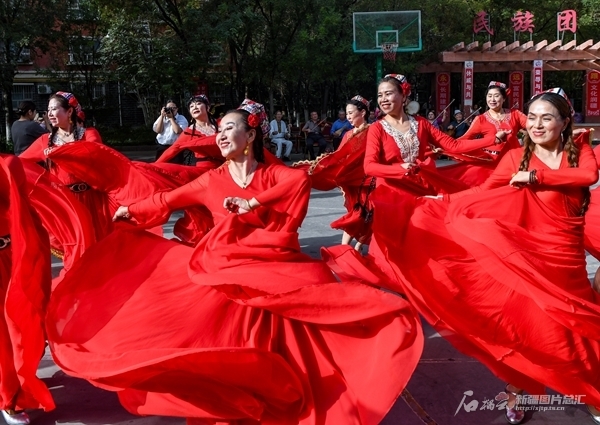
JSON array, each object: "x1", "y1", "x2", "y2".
[{"x1": 113, "y1": 205, "x2": 131, "y2": 221}]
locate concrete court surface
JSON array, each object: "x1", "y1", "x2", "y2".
[{"x1": 37, "y1": 150, "x2": 599, "y2": 425}]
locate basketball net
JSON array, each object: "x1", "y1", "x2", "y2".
[{"x1": 381, "y1": 42, "x2": 398, "y2": 61}]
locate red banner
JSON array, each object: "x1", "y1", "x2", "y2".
[
  {"x1": 586, "y1": 70, "x2": 600, "y2": 117},
  {"x1": 532, "y1": 60, "x2": 543, "y2": 96},
  {"x1": 436, "y1": 72, "x2": 450, "y2": 114},
  {"x1": 509, "y1": 71, "x2": 524, "y2": 110},
  {"x1": 463, "y1": 61, "x2": 474, "y2": 107}
]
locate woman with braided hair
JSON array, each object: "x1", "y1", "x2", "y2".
[
  {"x1": 19, "y1": 92, "x2": 112, "y2": 242},
  {"x1": 357, "y1": 88, "x2": 600, "y2": 424}
]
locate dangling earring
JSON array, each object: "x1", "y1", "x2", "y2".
[
  {"x1": 243, "y1": 144, "x2": 249, "y2": 155},
  {"x1": 560, "y1": 133, "x2": 565, "y2": 144}
]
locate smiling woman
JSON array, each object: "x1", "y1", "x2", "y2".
[{"x1": 47, "y1": 98, "x2": 423, "y2": 425}]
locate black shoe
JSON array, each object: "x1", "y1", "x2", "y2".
[{"x1": 282, "y1": 156, "x2": 291, "y2": 162}]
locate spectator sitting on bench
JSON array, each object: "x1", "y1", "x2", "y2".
[
  {"x1": 302, "y1": 111, "x2": 329, "y2": 160},
  {"x1": 269, "y1": 110, "x2": 293, "y2": 161}
]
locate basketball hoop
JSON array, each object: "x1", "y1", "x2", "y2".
[{"x1": 381, "y1": 42, "x2": 398, "y2": 61}]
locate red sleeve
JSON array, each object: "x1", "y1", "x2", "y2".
[
  {"x1": 83, "y1": 127, "x2": 103, "y2": 144},
  {"x1": 445, "y1": 150, "x2": 520, "y2": 201},
  {"x1": 517, "y1": 110, "x2": 527, "y2": 129},
  {"x1": 254, "y1": 166, "x2": 310, "y2": 221},
  {"x1": 457, "y1": 115, "x2": 484, "y2": 140},
  {"x1": 536, "y1": 143, "x2": 599, "y2": 186},
  {"x1": 19, "y1": 134, "x2": 49, "y2": 161},
  {"x1": 129, "y1": 173, "x2": 209, "y2": 226},
  {"x1": 423, "y1": 118, "x2": 496, "y2": 153},
  {"x1": 363, "y1": 123, "x2": 403, "y2": 179}
]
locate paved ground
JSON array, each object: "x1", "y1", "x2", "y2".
[{"x1": 38, "y1": 149, "x2": 600, "y2": 425}]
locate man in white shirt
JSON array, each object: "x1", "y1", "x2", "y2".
[
  {"x1": 152, "y1": 100, "x2": 188, "y2": 162},
  {"x1": 269, "y1": 111, "x2": 293, "y2": 161}
]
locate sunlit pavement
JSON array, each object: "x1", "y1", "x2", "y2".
[{"x1": 39, "y1": 150, "x2": 599, "y2": 425}]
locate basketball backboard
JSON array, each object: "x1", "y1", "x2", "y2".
[{"x1": 353, "y1": 11, "x2": 422, "y2": 53}]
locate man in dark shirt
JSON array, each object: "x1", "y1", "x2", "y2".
[
  {"x1": 11, "y1": 101, "x2": 49, "y2": 155},
  {"x1": 446, "y1": 109, "x2": 470, "y2": 138},
  {"x1": 302, "y1": 111, "x2": 329, "y2": 160}
]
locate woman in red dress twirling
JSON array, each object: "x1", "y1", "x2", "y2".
[
  {"x1": 439, "y1": 81, "x2": 527, "y2": 186},
  {"x1": 45, "y1": 101, "x2": 423, "y2": 425},
  {"x1": 368, "y1": 88, "x2": 600, "y2": 424},
  {"x1": 20, "y1": 92, "x2": 111, "y2": 242},
  {"x1": 157, "y1": 94, "x2": 222, "y2": 172},
  {"x1": 0, "y1": 156, "x2": 55, "y2": 425}
]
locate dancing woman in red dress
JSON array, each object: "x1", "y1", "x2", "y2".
[
  {"x1": 367, "y1": 88, "x2": 600, "y2": 424},
  {"x1": 0, "y1": 156, "x2": 55, "y2": 425},
  {"x1": 45, "y1": 101, "x2": 423, "y2": 425},
  {"x1": 20, "y1": 92, "x2": 112, "y2": 242},
  {"x1": 439, "y1": 81, "x2": 527, "y2": 186},
  {"x1": 157, "y1": 94, "x2": 222, "y2": 171},
  {"x1": 295, "y1": 95, "x2": 374, "y2": 250}
]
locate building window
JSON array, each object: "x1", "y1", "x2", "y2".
[
  {"x1": 12, "y1": 84, "x2": 35, "y2": 110},
  {"x1": 68, "y1": 37, "x2": 102, "y2": 65},
  {"x1": 210, "y1": 83, "x2": 225, "y2": 106}
]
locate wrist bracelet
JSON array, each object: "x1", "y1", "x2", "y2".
[
  {"x1": 245, "y1": 199, "x2": 253, "y2": 211},
  {"x1": 495, "y1": 136, "x2": 502, "y2": 144},
  {"x1": 529, "y1": 169, "x2": 537, "y2": 184}
]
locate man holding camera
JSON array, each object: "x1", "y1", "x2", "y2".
[{"x1": 152, "y1": 100, "x2": 188, "y2": 162}]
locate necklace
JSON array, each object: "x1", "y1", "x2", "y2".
[{"x1": 229, "y1": 160, "x2": 258, "y2": 189}]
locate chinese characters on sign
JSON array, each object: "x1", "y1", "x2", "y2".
[
  {"x1": 509, "y1": 71, "x2": 524, "y2": 110},
  {"x1": 586, "y1": 70, "x2": 600, "y2": 117},
  {"x1": 557, "y1": 10, "x2": 577, "y2": 34},
  {"x1": 463, "y1": 61, "x2": 474, "y2": 107},
  {"x1": 532, "y1": 60, "x2": 543, "y2": 96},
  {"x1": 436, "y1": 73, "x2": 451, "y2": 116},
  {"x1": 473, "y1": 11, "x2": 494, "y2": 35},
  {"x1": 512, "y1": 11, "x2": 535, "y2": 33}
]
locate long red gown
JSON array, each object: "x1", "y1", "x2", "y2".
[
  {"x1": 293, "y1": 127, "x2": 375, "y2": 243},
  {"x1": 365, "y1": 144, "x2": 600, "y2": 405},
  {"x1": 439, "y1": 109, "x2": 527, "y2": 186},
  {"x1": 0, "y1": 156, "x2": 54, "y2": 412},
  {"x1": 20, "y1": 128, "x2": 114, "y2": 241},
  {"x1": 45, "y1": 163, "x2": 423, "y2": 424}
]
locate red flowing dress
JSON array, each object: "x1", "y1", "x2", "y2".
[
  {"x1": 45, "y1": 163, "x2": 424, "y2": 424},
  {"x1": 439, "y1": 109, "x2": 527, "y2": 186},
  {"x1": 157, "y1": 130, "x2": 223, "y2": 174},
  {"x1": 0, "y1": 156, "x2": 54, "y2": 412},
  {"x1": 294, "y1": 127, "x2": 375, "y2": 244},
  {"x1": 367, "y1": 144, "x2": 600, "y2": 405},
  {"x1": 20, "y1": 128, "x2": 114, "y2": 241}
]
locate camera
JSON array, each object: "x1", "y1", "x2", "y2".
[{"x1": 164, "y1": 107, "x2": 174, "y2": 114}]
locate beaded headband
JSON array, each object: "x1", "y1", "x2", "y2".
[
  {"x1": 383, "y1": 73, "x2": 412, "y2": 98},
  {"x1": 188, "y1": 94, "x2": 210, "y2": 109},
  {"x1": 533, "y1": 87, "x2": 574, "y2": 115},
  {"x1": 238, "y1": 99, "x2": 270, "y2": 136},
  {"x1": 351, "y1": 95, "x2": 369, "y2": 109},
  {"x1": 55, "y1": 91, "x2": 83, "y2": 116}
]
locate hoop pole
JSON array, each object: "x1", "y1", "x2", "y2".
[{"x1": 376, "y1": 55, "x2": 383, "y2": 88}]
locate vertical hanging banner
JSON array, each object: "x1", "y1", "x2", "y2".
[
  {"x1": 436, "y1": 72, "x2": 451, "y2": 114},
  {"x1": 509, "y1": 71, "x2": 524, "y2": 109},
  {"x1": 463, "y1": 61, "x2": 474, "y2": 107},
  {"x1": 586, "y1": 70, "x2": 600, "y2": 117},
  {"x1": 532, "y1": 60, "x2": 543, "y2": 95}
]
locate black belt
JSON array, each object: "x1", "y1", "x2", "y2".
[
  {"x1": 0, "y1": 235, "x2": 10, "y2": 250},
  {"x1": 67, "y1": 182, "x2": 90, "y2": 193}
]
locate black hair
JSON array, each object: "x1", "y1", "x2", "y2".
[
  {"x1": 188, "y1": 97, "x2": 218, "y2": 137},
  {"x1": 16, "y1": 101, "x2": 36, "y2": 117},
  {"x1": 346, "y1": 99, "x2": 369, "y2": 121}
]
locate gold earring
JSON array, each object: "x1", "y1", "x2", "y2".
[{"x1": 243, "y1": 145, "x2": 249, "y2": 155}]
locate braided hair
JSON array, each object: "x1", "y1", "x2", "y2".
[{"x1": 519, "y1": 92, "x2": 590, "y2": 216}]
